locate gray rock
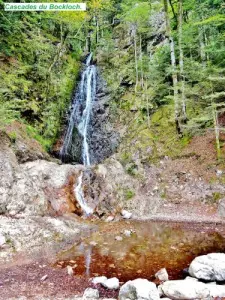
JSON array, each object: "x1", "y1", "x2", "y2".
[
  {"x1": 161, "y1": 280, "x2": 210, "y2": 299},
  {"x1": 102, "y1": 277, "x2": 120, "y2": 290},
  {"x1": 189, "y1": 253, "x2": 225, "y2": 281},
  {"x1": 155, "y1": 268, "x2": 169, "y2": 282},
  {"x1": 119, "y1": 278, "x2": 160, "y2": 300},
  {"x1": 83, "y1": 288, "x2": 99, "y2": 300}
]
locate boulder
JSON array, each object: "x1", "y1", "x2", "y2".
[
  {"x1": 102, "y1": 277, "x2": 120, "y2": 290},
  {"x1": 119, "y1": 278, "x2": 160, "y2": 300},
  {"x1": 189, "y1": 253, "x2": 225, "y2": 281},
  {"x1": 161, "y1": 280, "x2": 209, "y2": 300},
  {"x1": 83, "y1": 288, "x2": 99, "y2": 299}
]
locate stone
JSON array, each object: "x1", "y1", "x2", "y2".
[
  {"x1": 155, "y1": 268, "x2": 169, "y2": 282},
  {"x1": 184, "y1": 276, "x2": 198, "y2": 281},
  {"x1": 115, "y1": 236, "x2": 123, "y2": 241},
  {"x1": 119, "y1": 278, "x2": 160, "y2": 300},
  {"x1": 218, "y1": 199, "x2": 225, "y2": 217},
  {"x1": 102, "y1": 277, "x2": 120, "y2": 290},
  {"x1": 121, "y1": 210, "x2": 132, "y2": 219},
  {"x1": 207, "y1": 285, "x2": 225, "y2": 297},
  {"x1": 92, "y1": 276, "x2": 107, "y2": 285},
  {"x1": 216, "y1": 170, "x2": 223, "y2": 177},
  {"x1": 105, "y1": 216, "x2": 114, "y2": 222},
  {"x1": 40, "y1": 275, "x2": 48, "y2": 281},
  {"x1": 189, "y1": 253, "x2": 225, "y2": 281},
  {"x1": 161, "y1": 280, "x2": 210, "y2": 300},
  {"x1": 123, "y1": 230, "x2": 132, "y2": 237},
  {"x1": 82, "y1": 288, "x2": 99, "y2": 300},
  {"x1": 67, "y1": 266, "x2": 74, "y2": 276}
]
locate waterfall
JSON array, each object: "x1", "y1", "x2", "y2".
[{"x1": 60, "y1": 53, "x2": 96, "y2": 215}]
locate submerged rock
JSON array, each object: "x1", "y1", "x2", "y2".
[
  {"x1": 119, "y1": 278, "x2": 160, "y2": 300},
  {"x1": 161, "y1": 280, "x2": 209, "y2": 299},
  {"x1": 189, "y1": 253, "x2": 225, "y2": 281},
  {"x1": 83, "y1": 288, "x2": 99, "y2": 299}
]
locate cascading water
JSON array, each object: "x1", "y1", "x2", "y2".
[{"x1": 60, "y1": 53, "x2": 96, "y2": 215}]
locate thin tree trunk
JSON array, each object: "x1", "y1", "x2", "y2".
[
  {"x1": 178, "y1": 0, "x2": 187, "y2": 122},
  {"x1": 134, "y1": 32, "x2": 139, "y2": 93},
  {"x1": 199, "y1": 27, "x2": 206, "y2": 66},
  {"x1": 145, "y1": 79, "x2": 150, "y2": 128},
  {"x1": 213, "y1": 105, "x2": 221, "y2": 160},
  {"x1": 163, "y1": 0, "x2": 181, "y2": 134},
  {"x1": 139, "y1": 36, "x2": 144, "y2": 89}
]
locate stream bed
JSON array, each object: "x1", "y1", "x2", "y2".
[{"x1": 55, "y1": 220, "x2": 225, "y2": 283}]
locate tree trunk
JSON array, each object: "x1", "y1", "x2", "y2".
[
  {"x1": 134, "y1": 31, "x2": 139, "y2": 93},
  {"x1": 163, "y1": 0, "x2": 181, "y2": 134},
  {"x1": 199, "y1": 27, "x2": 206, "y2": 66},
  {"x1": 139, "y1": 36, "x2": 144, "y2": 89},
  {"x1": 213, "y1": 105, "x2": 221, "y2": 160},
  {"x1": 178, "y1": 0, "x2": 187, "y2": 122}
]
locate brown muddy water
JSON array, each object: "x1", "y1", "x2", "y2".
[{"x1": 55, "y1": 220, "x2": 225, "y2": 282}]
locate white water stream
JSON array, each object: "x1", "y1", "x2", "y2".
[{"x1": 61, "y1": 53, "x2": 96, "y2": 215}]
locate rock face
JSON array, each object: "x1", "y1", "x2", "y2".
[
  {"x1": 119, "y1": 278, "x2": 160, "y2": 300},
  {"x1": 189, "y1": 253, "x2": 225, "y2": 281},
  {"x1": 161, "y1": 280, "x2": 210, "y2": 300},
  {"x1": 89, "y1": 71, "x2": 120, "y2": 165}
]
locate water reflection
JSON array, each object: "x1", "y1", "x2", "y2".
[{"x1": 56, "y1": 221, "x2": 225, "y2": 281}]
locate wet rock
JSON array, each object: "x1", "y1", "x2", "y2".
[
  {"x1": 155, "y1": 268, "x2": 169, "y2": 282},
  {"x1": 83, "y1": 288, "x2": 99, "y2": 299},
  {"x1": 161, "y1": 280, "x2": 209, "y2": 299},
  {"x1": 92, "y1": 276, "x2": 107, "y2": 285},
  {"x1": 189, "y1": 253, "x2": 225, "y2": 281},
  {"x1": 121, "y1": 210, "x2": 132, "y2": 219},
  {"x1": 119, "y1": 278, "x2": 160, "y2": 300},
  {"x1": 101, "y1": 277, "x2": 120, "y2": 290},
  {"x1": 218, "y1": 199, "x2": 225, "y2": 217}
]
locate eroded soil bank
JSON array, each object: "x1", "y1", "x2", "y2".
[{"x1": 1, "y1": 219, "x2": 225, "y2": 299}]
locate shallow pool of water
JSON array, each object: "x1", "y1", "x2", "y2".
[{"x1": 55, "y1": 220, "x2": 225, "y2": 282}]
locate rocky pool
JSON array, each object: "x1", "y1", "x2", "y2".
[{"x1": 55, "y1": 220, "x2": 225, "y2": 282}]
